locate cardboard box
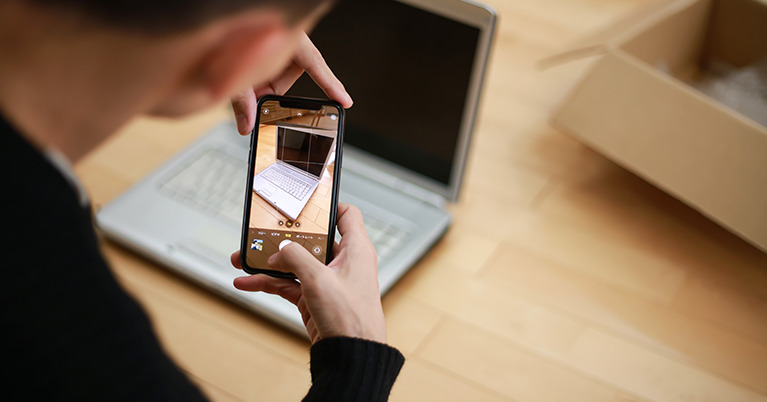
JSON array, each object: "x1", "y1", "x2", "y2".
[{"x1": 552, "y1": 0, "x2": 767, "y2": 252}]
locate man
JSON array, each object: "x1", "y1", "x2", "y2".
[{"x1": 0, "y1": 0, "x2": 404, "y2": 400}]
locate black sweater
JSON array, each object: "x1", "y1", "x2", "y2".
[{"x1": 0, "y1": 116, "x2": 403, "y2": 401}]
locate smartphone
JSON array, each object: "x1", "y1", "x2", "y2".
[{"x1": 240, "y1": 95, "x2": 344, "y2": 277}]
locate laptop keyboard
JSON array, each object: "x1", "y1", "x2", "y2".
[
  {"x1": 261, "y1": 166, "x2": 312, "y2": 200},
  {"x1": 359, "y1": 211, "x2": 409, "y2": 263},
  {"x1": 159, "y1": 147, "x2": 410, "y2": 263},
  {"x1": 158, "y1": 148, "x2": 246, "y2": 224}
]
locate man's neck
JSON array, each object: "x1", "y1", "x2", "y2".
[{"x1": 0, "y1": 3, "x2": 190, "y2": 163}]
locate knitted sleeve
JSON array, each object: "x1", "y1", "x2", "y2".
[{"x1": 304, "y1": 337, "x2": 405, "y2": 402}]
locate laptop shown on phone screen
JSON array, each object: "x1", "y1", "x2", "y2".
[
  {"x1": 96, "y1": 0, "x2": 496, "y2": 335},
  {"x1": 253, "y1": 124, "x2": 336, "y2": 221}
]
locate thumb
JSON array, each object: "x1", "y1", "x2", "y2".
[
  {"x1": 231, "y1": 88, "x2": 256, "y2": 135},
  {"x1": 269, "y1": 243, "x2": 323, "y2": 281}
]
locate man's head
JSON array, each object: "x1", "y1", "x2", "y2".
[
  {"x1": 23, "y1": 0, "x2": 329, "y2": 34},
  {"x1": 0, "y1": 0, "x2": 336, "y2": 160},
  {"x1": 21, "y1": 0, "x2": 333, "y2": 114}
]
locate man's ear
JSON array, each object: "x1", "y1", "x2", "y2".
[{"x1": 194, "y1": 16, "x2": 297, "y2": 102}]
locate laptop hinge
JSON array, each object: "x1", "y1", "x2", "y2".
[
  {"x1": 391, "y1": 179, "x2": 447, "y2": 208},
  {"x1": 342, "y1": 152, "x2": 447, "y2": 208}
]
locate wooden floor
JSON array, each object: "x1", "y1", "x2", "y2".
[{"x1": 76, "y1": 0, "x2": 767, "y2": 401}]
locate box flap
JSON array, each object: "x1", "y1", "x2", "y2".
[
  {"x1": 553, "y1": 50, "x2": 767, "y2": 251},
  {"x1": 705, "y1": 0, "x2": 767, "y2": 66},
  {"x1": 619, "y1": 0, "x2": 712, "y2": 80},
  {"x1": 538, "y1": 0, "x2": 694, "y2": 69}
]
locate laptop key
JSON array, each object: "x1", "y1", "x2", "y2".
[{"x1": 158, "y1": 148, "x2": 246, "y2": 220}]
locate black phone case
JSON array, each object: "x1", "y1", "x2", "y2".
[{"x1": 240, "y1": 95, "x2": 344, "y2": 278}]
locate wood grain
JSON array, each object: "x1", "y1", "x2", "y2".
[{"x1": 75, "y1": 0, "x2": 767, "y2": 400}]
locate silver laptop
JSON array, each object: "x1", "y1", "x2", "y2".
[
  {"x1": 253, "y1": 124, "x2": 335, "y2": 221},
  {"x1": 96, "y1": 0, "x2": 496, "y2": 335}
]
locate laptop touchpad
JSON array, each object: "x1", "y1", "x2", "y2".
[
  {"x1": 183, "y1": 222, "x2": 240, "y2": 264},
  {"x1": 258, "y1": 184, "x2": 276, "y2": 197}
]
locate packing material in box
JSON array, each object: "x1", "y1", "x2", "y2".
[{"x1": 552, "y1": 0, "x2": 767, "y2": 252}]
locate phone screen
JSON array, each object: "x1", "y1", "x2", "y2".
[{"x1": 241, "y1": 96, "x2": 343, "y2": 276}]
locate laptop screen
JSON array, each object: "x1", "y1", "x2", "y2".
[
  {"x1": 276, "y1": 126, "x2": 334, "y2": 178},
  {"x1": 288, "y1": 0, "x2": 482, "y2": 187}
]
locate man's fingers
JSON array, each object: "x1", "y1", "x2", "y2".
[
  {"x1": 253, "y1": 62, "x2": 305, "y2": 100},
  {"x1": 332, "y1": 240, "x2": 341, "y2": 259},
  {"x1": 233, "y1": 275, "x2": 301, "y2": 305},
  {"x1": 268, "y1": 242, "x2": 323, "y2": 281},
  {"x1": 295, "y1": 34, "x2": 353, "y2": 108},
  {"x1": 335, "y1": 203, "x2": 368, "y2": 241},
  {"x1": 230, "y1": 251, "x2": 242, "y2": 269},
  {"x1": 231, "y1": 33, "x2": 352, "y2": 137},
  {"x1": 332, "y1": 203, "x2": 377, "y2": 270},
  {"x1": 231, "y1": 88, "x2": 257, "y2": 135}
]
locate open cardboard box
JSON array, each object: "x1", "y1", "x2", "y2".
[{"x1": 551, "y1": 0, "x2": 767, "y2": 252}]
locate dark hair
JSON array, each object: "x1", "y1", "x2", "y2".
[{"x1": 25, "y1": 0, "x2": 329, "y2": 33}]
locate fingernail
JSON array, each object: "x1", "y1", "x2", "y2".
[{"x1": 236, "y1": 114, "x2": 248, "y2": 134}]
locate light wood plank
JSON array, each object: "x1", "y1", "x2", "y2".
[
  {"x1": 417, "y1": 319, "x2": 643, "y2": 401},
  {"x1": 118, "y1": 276, "x2": 311, "y2": 402},
  {"x1": 104, "y1": 245, "x2": 311, "y2": 365},
  {"x1": 390, "y1": 358, "x2": 511, "y2": 402},
  {"x1": 569, "y1": 329, "x2": 767, "y2": 402},
  {"x1": 479, "y1": 243, "x2": 767, "y2": 394},
  {"x1": 381, "y1": 293, "x2": 444, "y2": 355},
  {"x1": 193, "y1": 378, "x2": 244, "y2": 402}
]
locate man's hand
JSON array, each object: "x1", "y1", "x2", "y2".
[
  {"x1": 231, "y1": 203, "x2": 386, "y2": 344},
  {"x1": 231, "y1": 32, "x2": 353, "y2": 135}
]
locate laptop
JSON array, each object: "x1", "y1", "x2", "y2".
[
  {"x1": 253, "y1": 124, "x2": 336, "y2": 221},
  {"x1": 96, "y1": 0, "x2": 496, "y2": 335}
]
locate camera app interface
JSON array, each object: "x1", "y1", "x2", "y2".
[{"x1": 246, "y1": 100, "x2": 340, "y2": 269}]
